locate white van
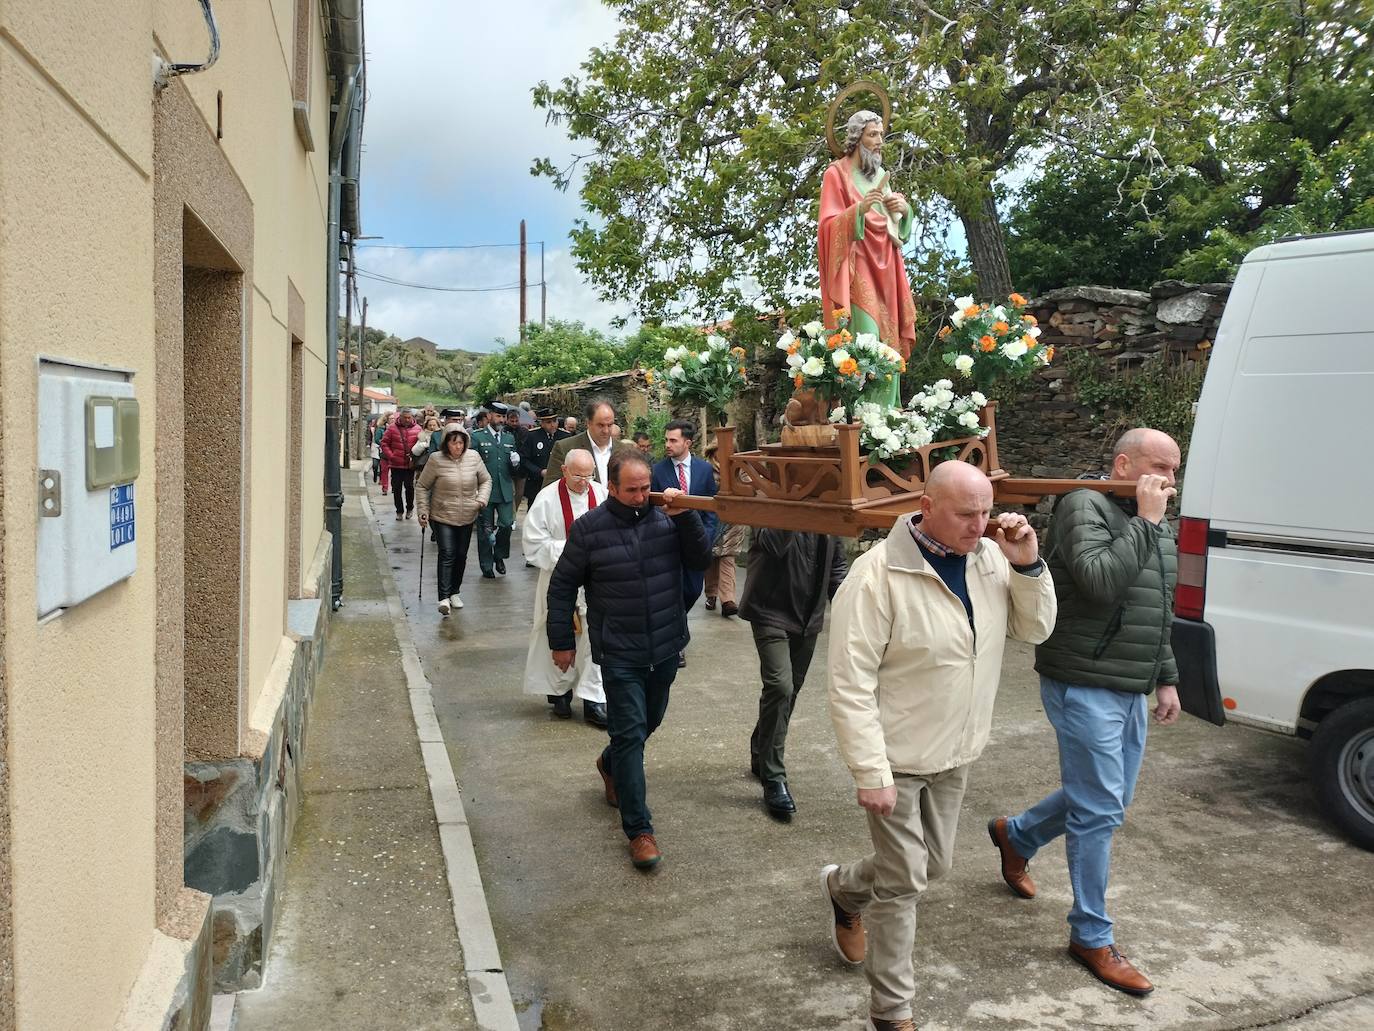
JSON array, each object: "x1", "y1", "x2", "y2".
[{"x1": 1174, "y1": 228, "x2": 1374, "y2": 849}]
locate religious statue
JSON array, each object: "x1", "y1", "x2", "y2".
[{"x1": 818, "y1": 90, "x2": 918, "y2": 366}]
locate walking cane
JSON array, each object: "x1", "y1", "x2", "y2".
[{"x1": 418, "y1": 520, "x2": 425, "y2": 601}]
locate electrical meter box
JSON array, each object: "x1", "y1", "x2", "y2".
[{"x1": 36, "y1": 358, "x2": 141, "y2": 617}]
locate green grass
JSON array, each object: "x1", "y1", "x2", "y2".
[{"x1": 373, "y1": 376, "x2": 467, "y2": 409}]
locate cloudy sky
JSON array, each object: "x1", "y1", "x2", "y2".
[{"x1": 357, "y1": 1, "x2": 633, "y2": 352}]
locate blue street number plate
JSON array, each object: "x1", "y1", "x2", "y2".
[{"x1": 110, "y1": 483, "x2": 135, "y2": 550}]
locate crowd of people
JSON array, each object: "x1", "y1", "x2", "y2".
[{"x1": 368, "y1": 397, "x2": 1185, "y2": 1031}]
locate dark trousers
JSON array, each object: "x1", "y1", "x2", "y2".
[
  {"x1": 523, "y1": 473, "x2": 544, "y2": 508},
  {"x1": 433, "y1": 520, "x2": 474, "y2": 600},
  {"x1": 476, "y1": 501, "x2": 513, "y2": 573},
  {"x1": 749, "y1": 624, "x2": 819, "y2": 784},
  {"x1": 391, "y1": 468, "x2": 416, "y2": 515},
  {"x1": 600, "y1": 658, "x2": 678, "y2": 839},
  {"x1": 371, "y1": 457, "x2": 380, "y2": 482}
]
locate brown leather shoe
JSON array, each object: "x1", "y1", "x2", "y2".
[
  {"x1": 595, "y1": 755, "x2": 618, "y2": 808},
  {"x1": 629, "y1": 833, "x2": 661, "y2": 869},
  {"x1": 1068, "y1": 941, "x2": 1154, "y2": 996},
  {"x1": 987, "y1": 817, "x2": 1036, "y2": 899},
  {"x1": 820, "y1": 865, "x2": 864, "y2": 965},
  {"x1": 866, "y1": 1017, "x2": 918, "y2": 1031}
]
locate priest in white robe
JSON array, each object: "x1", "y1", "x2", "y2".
[{"x1": 522, "y1": 448, "x2": 608, "y2": 726}]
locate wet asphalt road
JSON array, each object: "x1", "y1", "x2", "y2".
[{"x1": 375, "y1": 486, "x2": 1374, "y2": 1031}]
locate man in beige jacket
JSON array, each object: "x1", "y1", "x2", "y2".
[{"x1": 820, "y1": 461, "x2": 1057, "y2": 1031}]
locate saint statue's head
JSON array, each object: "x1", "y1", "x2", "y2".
[{"x1": 844, "y1": 110, "x2": 884, "y2": 178}]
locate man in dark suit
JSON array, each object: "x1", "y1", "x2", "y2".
[
  {"x1": 543, "y1": 397, "x2": 634, "y2": 488},
  {"x1": 651, "y1": 420, "x2": 719, "y2": 667},
  {"x1": 472, "y1": 401, "x2": 520, "y2": 577}
]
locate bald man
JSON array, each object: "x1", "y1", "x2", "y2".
[
  {"x1": 990, "y1": 427, "x2": 1182, "y2": 998},
  {"x1": 819, "y1": 461, "x2": 1058, "y2": 1031}
]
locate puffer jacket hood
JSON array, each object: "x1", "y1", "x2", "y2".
[
  {"x1": 1034, "y1": 488, "x2": 1179, "y2": 694},
  {"x1": 546, "y1": 496, "x2": 712, "y2": 667}
]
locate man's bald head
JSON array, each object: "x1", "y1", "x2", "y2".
[
  {"x1": 563, "y1": 448, "x2": 595, "y2": 493},
  {"x1": 919, "y1": 461, "x2": 994, "y2": 555},
  {"x1": 1111, "y1": 427, "x2": 1181, "y2": 487}
]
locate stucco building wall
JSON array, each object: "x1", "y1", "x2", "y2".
[{"x1": 0, "y1": 1, "x2": 337, "y2": 1025}]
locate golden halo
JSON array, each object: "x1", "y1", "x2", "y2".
[{"x1": 826, "y1": 81, "x2": 892, "y2": 159}]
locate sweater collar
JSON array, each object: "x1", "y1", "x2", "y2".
[{"x1": 889, "y1": 515, "x2": 988, "y2": 575}]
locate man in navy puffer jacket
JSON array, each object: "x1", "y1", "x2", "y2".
[{"x1": 548, "y1": 450, "x2": 712, "y2": 869}]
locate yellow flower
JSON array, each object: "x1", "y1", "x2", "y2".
[
  {"x1": 833, "y1": 307, "x2": 851, "y2": 320},
  {"x1": 644, "y1": 370, "x2": 655, "y2": 384}
]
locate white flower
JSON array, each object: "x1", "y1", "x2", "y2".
[
  {"x1": 1027, "y1": 325, "x2": 1042, "y2": 338},
  {"x1": 1001, "y1": 340, "x2": 1029, "y2": 360},
  {"x1": 958, "y1": 411, "x2": 981, "y2": 430},
  {"x1": 990, "y1": 305, "x2": 1008, "y2": 321},
  {"x1": 916, "y1": 393, "x2": 941, "y2": 412},
  {"x1": 935, "y1": 378, "x2": 953, "y2": 390},
  {"x1": 870, "y1": 424, "x2": 894, "y2": 443},
  {"x1": 935, "y1": 389, "x2": 954, "y2": 405},
  {"x1": 707, "y1": 334, "x2": 728, "y2": 350},
  {"x1": 699, "y1": 350, "x2": 712, "y2": 363},
  {"x1": 664, "y1": 346, "x2": 684, "y2": 363},
  {"x1": 1038, "y1": 350, "x2": 1052, "y2": 366},
  {"x1": 953, "y1": 354, "x2": 975, "y2": 375},
  {"x1": 786, "y1": 352, "x2": 804, "y2": 370},
  {"x1": 953, "y1": 295, "x2": 975, "y2": 311},
  {"x1": 669, "y1": 364, "x2": 685, "y2": 380},
  {"x1": 801, "y1": 356, "x2": 825, "y2": 376},
  {"x1": 802, "y1": 320, "x2": 824, "y2": 338},
  {"x1": 776, "y1": 331, "x2": 796, "y2": 351},
  {"x1": 828, "y1": 406, "x2": 847, "y2": 423},
  {"x1": 950, "y1": 310, "x2": 966, "y2": 329},
  {"x1": 831, "y1": 348, "x2": 852, "y2": 368},
  {"x1": 854, "y1": 332, "x2": 880, "y2": 352},
  {"x1": 880, "y1": 345, "x2": 902, "y2": 363},
  {"x1": 970, "y1": 391, "x2": 988, "y2": 407}
]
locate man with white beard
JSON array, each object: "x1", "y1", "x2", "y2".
[{"x1": 522, "y1": 449, "x2": 609, "y2": 726}]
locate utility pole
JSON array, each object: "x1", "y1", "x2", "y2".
[
  {"x1": 519, "y1": 219, "x2": 527, "y2": 340},
  {"x1": 358, "y1": 296, "x2": 368, "y2": 450},
  {"x1": 341, "y1": 238, "x2": 355, "y2": 468},
  {"x1": 540, "y1": 240, "x2": 546, "y2": 327}
]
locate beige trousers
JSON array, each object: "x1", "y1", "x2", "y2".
[
  {"x1": 704, "y1": 555, "x2": 736, "y2": 603},
  {"x1": 831, "y1": 764, "x2": 971, "y2": 1022}
]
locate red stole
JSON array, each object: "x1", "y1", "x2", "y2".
[{"x1": 558, "y1": 479, "x2": 597, "y2": 535}]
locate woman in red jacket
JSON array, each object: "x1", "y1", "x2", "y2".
[{"x1": 380, "y1": 408, "x2": 423, "y2": 520}]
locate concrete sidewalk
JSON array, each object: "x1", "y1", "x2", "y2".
[{"x1": 229, "y1": 474, "x2": 498, "y2": 1030}]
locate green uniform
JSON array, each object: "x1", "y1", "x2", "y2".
[{"x1": 472, "y1": 425, "x2": 518, "y2": 573}]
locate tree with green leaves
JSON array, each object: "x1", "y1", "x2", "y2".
[
  {"x1": 473, "y1": 319, "x2": 624, "y2": 398},
  {"x1": 534, "y1": 0, "x2": 1213, "y2": 319},
  {"x1": 431, "y1": 353, "x2": 482, "y2": 400}
]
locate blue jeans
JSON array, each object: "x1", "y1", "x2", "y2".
[
  {"x1": 600, "y1": 659, "x2": 678, "y2": 839},
  {"x1": 1007, "y1": 675, "x2": 1147, "y2": 948}
]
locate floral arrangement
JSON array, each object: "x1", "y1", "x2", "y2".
[
  {"x1": 829, "y1": 401, "x2": 935, "y2": 463},
  {"x1": 776, "y1": 310, "x2": 906, "y2": 415},
  {"x1": 909, "y1": 380, "x2": 991, "y2": 444},
  {"x1": 939, "y1": 292, "x2": 1053, "y2": 393},
  {"x1": 647, "y1": 333, "x2": 749, "y2": 424}
]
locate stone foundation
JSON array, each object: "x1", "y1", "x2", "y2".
[{"x1": 182, "y1": 539, "x2": 331, "y2": 991}]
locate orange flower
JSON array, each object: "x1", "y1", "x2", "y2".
[
  {"x1": 992, "y1": 321, "x2": 1010, "y2": 333},
  {"x1": 787, "y1": 343, "x2": 799, "y2": 355},
  {"x1": 979, "y1": 335, "x2": 996, "y2": 352},
  {"x1": 937, "y1": 326, "x2": 952, "y2": 339},
  {"x1": 1008, "y1": 292, "x2": 1027, "y2": 306},
  {"x1": 793, "y1": 374, "x2": 804, "y2": 387},
  {"x1": 833, "y1": 307, "x2": 851, "y2": 320},
  {"x1": 1045, "y1": 346, "x2": 1055, "y2": 361},
  {"x1": 838, "y1": 358, "x2": 859, "y2": 376},
  {"x1": 963, "y1": 305, "x2": 981, "y2": 319},
  {"x1": 1025, "y1": 337, "x2": 1038, "y2": 350},
  {"x1": 1022, "y1": 314, "x2": 1038, "y2": 326},
  {"x1": 730, "y1": 346, "x2": 746, "y2": 357}
]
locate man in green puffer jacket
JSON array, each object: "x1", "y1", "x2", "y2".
[{"x1": 989, "y1": 428, "x2": 1183, "y2": 999}]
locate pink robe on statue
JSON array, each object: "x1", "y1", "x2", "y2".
[{"x1": 818, "y1": 159, "x2": 917, "y2": 359}]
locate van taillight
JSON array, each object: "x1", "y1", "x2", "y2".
[{"x1": 1175, "y1": 517, "x2": 1209, "y2": 619}]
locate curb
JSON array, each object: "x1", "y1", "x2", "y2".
[{"x1": 360, "y1": 473, "x2": 521, "y2": 1031}]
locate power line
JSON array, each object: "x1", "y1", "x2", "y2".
[
  {"x1": 354, "y1": 241, "x2": 546, "y2": 250},
  {"x1": 355, "y1": 266, "x2": 546, "y2": 293}
]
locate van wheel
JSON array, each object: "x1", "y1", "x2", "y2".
[{"x1": 1309, "y1": 697, "x2": 1374, "y2": 851}]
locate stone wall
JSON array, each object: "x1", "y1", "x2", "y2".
[
  {"x1": 182, "y1": 562, "x2": 331, "y2": 990},
  {"x1": 994, "y1": 280, "x2": 1227, "y2": 483}
]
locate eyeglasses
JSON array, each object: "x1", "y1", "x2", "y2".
[{"x1": 567, "y1": 473, "x2": 591, "y2": 481}]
